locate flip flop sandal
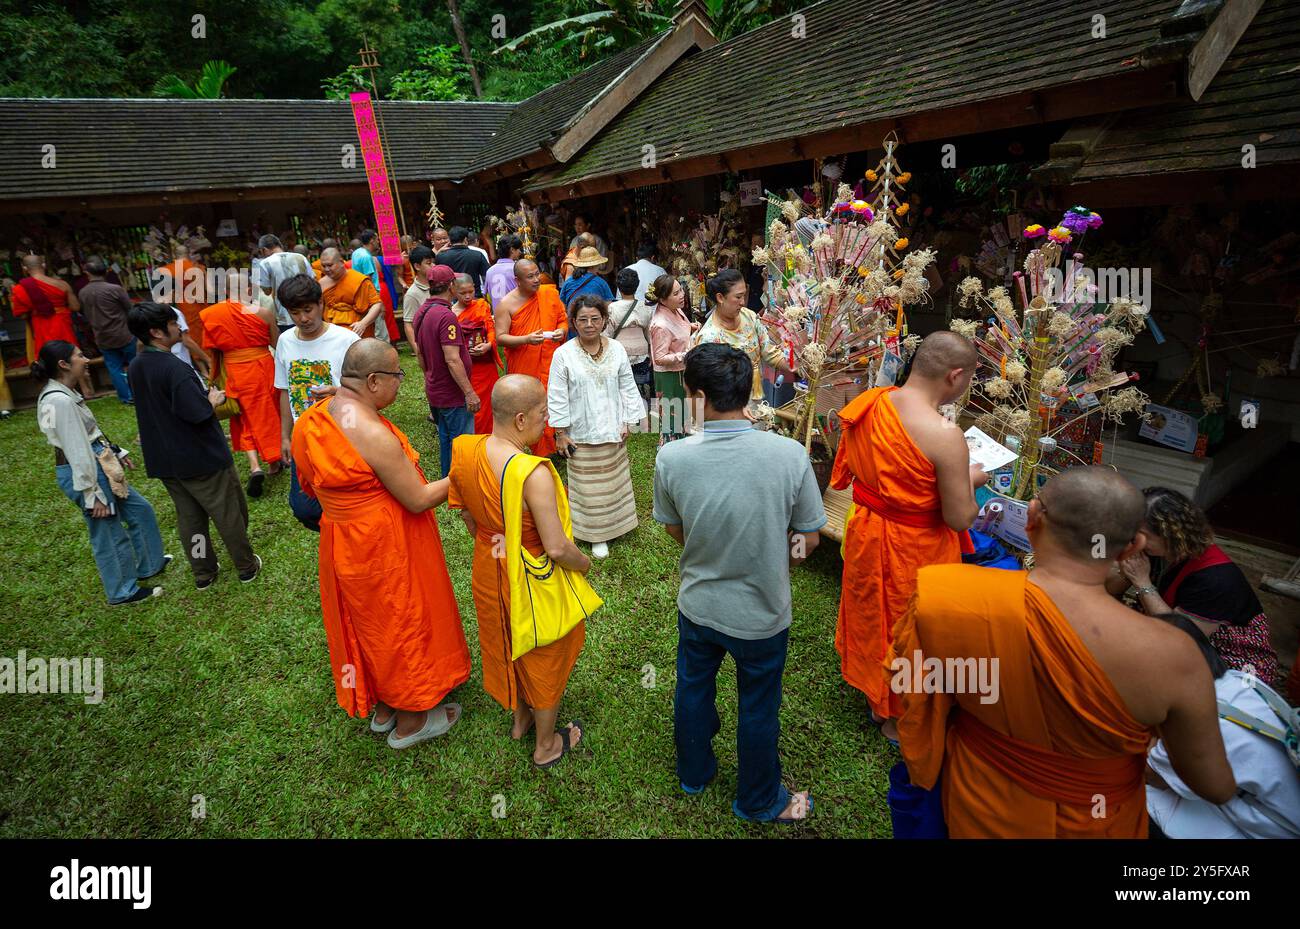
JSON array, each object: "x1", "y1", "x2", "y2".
[
  {"x1": 247, "y1": 471, "x2": 266, "y2": 498},
  {"x1": 534, "y1": 719, "x2": 584, "y2": 769},
  {"x1": 732, "y1": 794, "x2": 814, "y2": 825},
  {"x1": 386, "y1": 703, "x2": 461, "y2": 749}
]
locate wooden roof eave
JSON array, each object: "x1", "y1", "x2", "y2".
[{"x1": 521, "y1": 62, "x2": 1184, "y2": 202}]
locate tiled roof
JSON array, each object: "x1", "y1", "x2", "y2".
[
  {"x1": 461, "y1": 34, "x2": 667, "y2": 177},
  {"x1": 0, "y1": 98, "x2": 515, "y2": 201},
  {"x1": 524, "y1": 0, "x2": 1186, "y2": 192},
  {"x1": 1066, "y1": 1, "x2": 1300, "y2": 183}
]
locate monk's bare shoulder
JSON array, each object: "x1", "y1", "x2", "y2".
[
  {"x1": 894, "y1": 394, "x2": 963, "y2": 464},
  {"x1": 497, "y1": 290, "x2": 523, "y2": 316}
]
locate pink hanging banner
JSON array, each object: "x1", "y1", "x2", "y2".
[{"x1": 349, "y1": 92, "x2": 403, "y2": 265}]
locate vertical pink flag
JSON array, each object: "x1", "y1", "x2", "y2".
[{"x1": 349, "y1": 92, "x2": 403, "y2": 265}]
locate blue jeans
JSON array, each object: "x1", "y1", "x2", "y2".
[
  {"x1": 56, "y1": 461, "x2": 166, "y2": 603},
  {"x1": 431, "y1": 404, "x2": 472, "y2": 478},
  {"x1": 674, "y1": 611, "x2": 790, "y2": 820},
  {"x1": 100, "y1": 341, "x2": 136, "y2": 402},
  {"x1": 289, "y1": 459, "x2": 322, "y2": 532}
]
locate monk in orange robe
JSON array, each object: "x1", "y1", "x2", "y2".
[
  {"x1": 293, "y1": 339, "x2": 471, "y2": 748},
  {"x1": 200, "y1": 292, "x2": 282, "y2": 494},
  {"x1": 451, "y1": 273, "x2": 499, "y2": 434},
  {"x1": 493, "y1": 259, "x2": 566, "y2": 456},
  {"x1": 154, "y1": 246, "x2": 208, "y2": 346},
  {"x1": 12, "y1": 254, "x2": 94, "y2": 397},
  {"x1": 448, "y1": 374, "x2": 590, "y2": 767},
  {"x1": 316, "y1": 247, "x2": 381, "y2": 338},
  {"x1": 832, "y1": 332, "x2": 987, "y2": 742},
  {"x1": 888, "y1": 467, "x2": 1236, "y2": 837}
]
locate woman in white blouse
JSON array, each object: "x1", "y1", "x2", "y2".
[
  {"x1": 35, "y1": 340, "x2": 169, "y2": 605},
  {"x1": 548, "y1": 295, "x2": 646, "y2": 558}
]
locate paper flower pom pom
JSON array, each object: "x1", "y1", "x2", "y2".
[
  {"x1": 1047, "y1": 226, "x2": 1072, "y2": 244},
  {"x1": 1023, "y1": 224, "x2": 1046, "y2": 239},
  {"x1": 1060, "y1": 212, "x2": 1090, "y2": 235},
  {"x1": 864, "y1": 169, "x2": 878, "y2": 182},
  {"x1": 832, "y1": 200, "x2": 852, "y2": 215},
  {"x1": 897, "y1": 172, "x2": 912, "y2": 184},
  {"x1": 896, "y1": 203, "x2": 910, "y2": 216},
  {"x1": 1087, "y1": 211, "x2": 1103, "y2": 229},
  {"x1": 894, "y1": 237, "x2": 909, "y2": 250}
]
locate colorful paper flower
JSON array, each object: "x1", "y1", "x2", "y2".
[
  {"x1": 1087, "y1": 211, "x2": 1103, "y2": 229},
  {"x1": 894, "y1": 237, "x2": 909, "y2": 250},
  {"x1": 1060, "y1": 212, "x2": 1091, "y2": 235},
  {"x1": 896, "y1": 203, "x2": 910, "y2": 216},
  {"x1": 1047, "y1": 226, "x2": 1072, "y2": 244},
  {"x1": 1023, "y1": 224, "x2": 1046, "y2": 239},
  {"x1": 864, "y1": 169, "x2": 878, "y2": 182},
  {"x1": 897, "y1": 172, "x2": 912, "y2": 184}
]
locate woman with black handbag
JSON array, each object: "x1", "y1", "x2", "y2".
[{"x1": 35, "y1": 340, "x2": 169, "y2": 605}]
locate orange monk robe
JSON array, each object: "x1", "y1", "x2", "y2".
[
  {"x1": 890, "y1": 565, "x2": 1155, "y2": 838},
  {"x1": 199, "y1": 299, "x2": 281, "y2": 464},
  {"x1": 318, "y1": 268, "x2": 381, "y2": 338},
  {"x1": 11, "y1": 278, "x2": 78, "y2": 361},
  {"x1": 155, "y1": 259, "x2": 208, "y2": 346},
  {"x1": 831, "y1": 386, "x2": 964, "y2": 719},
  {"x1": 292, "y1": 401, "x2": 471, "y2": 716},
  {"x1": 448, "y1": 434, "x2": 584, "y2": 710},
  {"x1": 503, "y1": 284, "x2": 566, "y2": 456},
  {"x1": 457, "y1": 297, "x2": 500, "y2": 434}
]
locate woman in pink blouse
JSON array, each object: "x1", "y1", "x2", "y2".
[{"x1": 647, "y1": 274, "x2": 698, "y2": 444}]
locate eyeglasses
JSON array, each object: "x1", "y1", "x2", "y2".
[{"x1": 372, "y1": 370, "x2": 405, "y2": 381}]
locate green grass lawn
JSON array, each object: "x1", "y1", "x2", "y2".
[{"x1": 0, "y1": 351, "x2": 897, "y2": 838}]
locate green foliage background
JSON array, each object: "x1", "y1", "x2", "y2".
[{"x1": 0, "y1": 0, "x2": 800, "y2": 102}]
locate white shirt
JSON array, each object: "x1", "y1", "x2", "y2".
[
  {"x1": 1147, "y1": 670, "x2": 1300, "y2": 838},
  {"x1": 273, "y1": 323, "x2": 360, "y2": 421},
  {"x1": 547, "y1": 337, "x2": 645, "y2": 445},
  {"x1": 170, "y1": 307, "x2": 194, "y2": 369},
  {"x1": 255, "y1": 251, "x2": 314, "y2": 326},
  {"x1": 627, "y1": 259, "x2": 666, "y2": 306},
  {"x1": 604, "y1": 297, "x2": 653, "y2": 365},
  {"x1": 37, "y1": 380, "x2": 109, "y2": 509}
]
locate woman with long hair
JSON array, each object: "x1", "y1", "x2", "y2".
[
  {"x1": 647, "y1": 274, "x2": 697, "y2": 445},
  {"x1": 1107, "y1": 486, "x2": 1282, "y2": 685},
  {"x1": 35, "y1": 340, "x2": 169, "y2": 604}
]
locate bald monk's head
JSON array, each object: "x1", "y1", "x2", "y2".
[
  {"x1": 452, "y1": 273, "x2": 476, "y2": 307},
  {"x1": 907, "y1": 330, "x2": 978, "y2": 403},
  {"x1": 22, "y1": 254, "x2": 44, "y2": 274},
  {"x1": 491, "y1": 374, "x2": 548, "y2": 444},
  {"x1": 1028, "y1": 466, "x2": 1145, "y2": 567},
  {"x1": 513, "y1": 258, "x2": 541, "y2": 295},
  {"x1": 321, "y1": 237, "x2": 339, "y2": 251},
  {"x1": 319, "y1": 246, "x2": 346, "y2": 280},
  {"x1": 339, "y1": 339, "x2": 403, "y2": 411}
]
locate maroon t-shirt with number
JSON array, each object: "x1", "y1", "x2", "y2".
[{"x1": 413, "y1": 296, "x2": 471, "y2": 408}]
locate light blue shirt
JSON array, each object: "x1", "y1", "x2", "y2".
[{"x1": 351, "y1": 247, "x2": 380, "y2": 292}]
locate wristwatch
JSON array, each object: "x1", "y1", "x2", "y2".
[{"x1": 1134, "y1": 585, "x2": 1158, "y2": 597}]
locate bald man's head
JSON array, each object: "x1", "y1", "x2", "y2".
[
  {"x1": 321, "y1": 237, "x2": 339, "y2": 250},
  {"x1": 1036, "y1": 466, "x2": 1144, "y2": 562},
  {"x1": 319, "y1": 246, "x2": 346, "y2": 277},
  {"x1": 492, "y1": 374, "x2": 546, "y2": 424},
  {"x1": 513, "y1": 258, "x2": 541, "y2": 293},
  {"x1": 912, "y1": 331, "x2": 978, "y2": 380},
  {"x1": 22, "y1": 254, "x2": 44, "y2": 273},
  {"x1": 341, "y1": 338, "x2": 398, "y2": 381}
]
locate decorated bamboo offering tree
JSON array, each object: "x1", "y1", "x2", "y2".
[
  {"x1": 952, "y1": 206, "x2": 1153, "y2": 502},
  {"x1": 755, "y1": 135, "x2": 933, "y2": 459}
]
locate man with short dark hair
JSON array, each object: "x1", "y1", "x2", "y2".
[
  {"x1": 274, "y1": 273, "x2": 360, "y2": 532},
  {"x1": 413, "y1": 265, "x2": 479, "y2": 476},
  {"x1": 256, "y1": 234, "x2": 313, "y2": 331},
  {"x1": 605, "y1": 266, "x2": 653, "y2": 405},
  {"x1": 434, "y1": 226, "x2": 490, "y2": 297},
  {"x1": 654, "y1": 343, "x2": 825, "y2": 824},
  {"x1": 626, "y1": 240, "x2": 666, "y2": 306},
  {"x1": 485, "y1": 234, "x2": 522, "y2": 308},
  {"x1": 126, "y1": 302, "x2": 261, "y2": 588},
  {"x1": 401, "y1": 245, "x2": 436, "y2": 363},
  {"x1": 78, "y1": 255, "x2": 137, "y2": 403}
]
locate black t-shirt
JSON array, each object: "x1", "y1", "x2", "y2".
[
  {"x1": 1155, "y1": 555, "x2": 1263, "y2": 627},
  {"x1": 127, "y1": 348, "x2": 233, "y2": 479},
  {"x1": 434, "y1": 245, "x2": 490, "y2": 297}
]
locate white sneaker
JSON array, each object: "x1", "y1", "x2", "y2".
[{"x1": 591, "y1": 542, "x2": 609, "y2": 559}]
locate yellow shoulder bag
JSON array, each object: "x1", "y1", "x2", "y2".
[{"x1": 501, "y1": 452, "x2": 602, "y2": 660}]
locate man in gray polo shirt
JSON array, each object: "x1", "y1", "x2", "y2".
[{"x1": 653, "y1": 342, "x2": 826, "y2": 824}]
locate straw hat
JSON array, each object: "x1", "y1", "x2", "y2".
[{"x1": 569, "y1": 246, "x2": 608, "y2": 268}]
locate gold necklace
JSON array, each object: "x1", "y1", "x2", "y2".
[{"x1": 579, "y1": 337, "x2": 605, "y2": 363}]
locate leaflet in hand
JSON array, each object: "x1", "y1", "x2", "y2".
[{"x1": 964, "y1": 426, "x2": 1019, "y2": 472}]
